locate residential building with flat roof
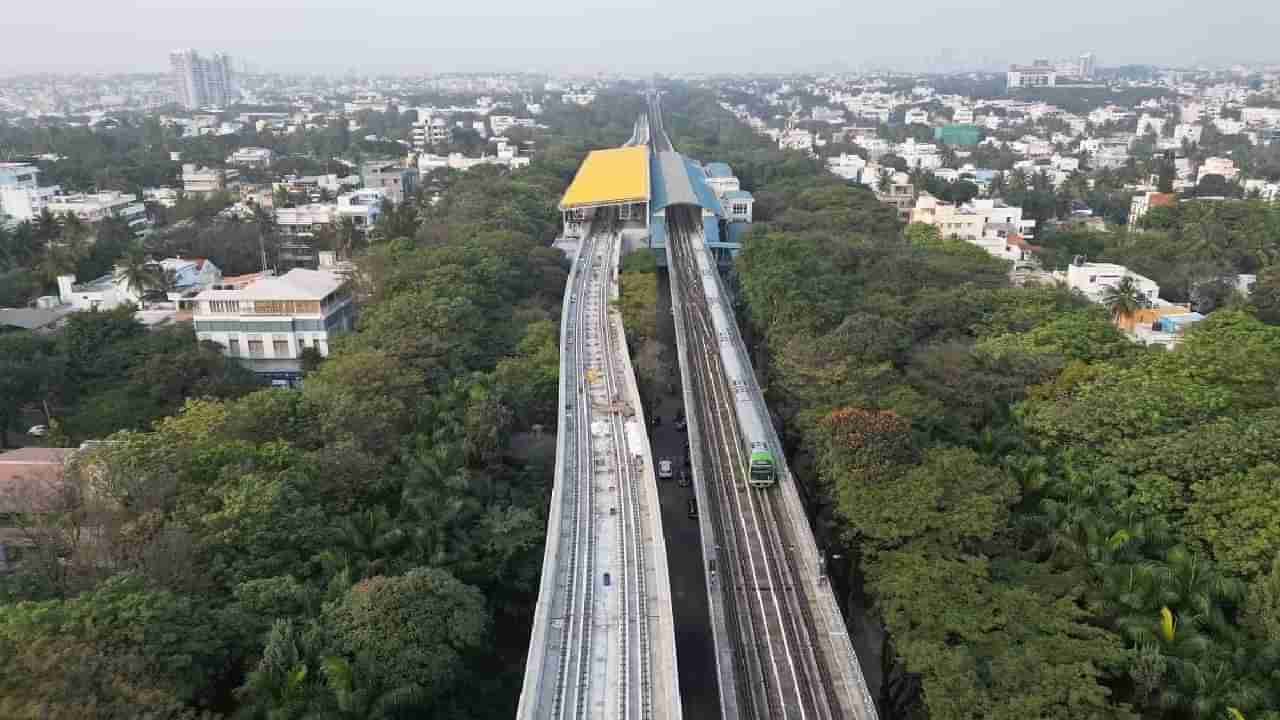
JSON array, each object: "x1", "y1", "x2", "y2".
[
  {"x1": 1007, "y1": 63, "x2": 1057, "y2": 88},
  {"x1": 192, "y1": 268, "x2": 354, "y2": 384},
  {"x1": 911, "y1": 193, "x2": 1036, "y2": 256},
  {"x1": 1059, "y1": 261, "x2": 1161, "y2": 305},
  {"x1": 183, "y1": 164, "x2": 239, "y2": 195},
  {"x1": 361, "y1": 162, "x2": 417, "y2": 205},
  {"x1": 46, "y1": 191, "x2": 149, "y2": 232},
  {"x1": 226, "y1": 147, "x2": 275, "y2": 168}
]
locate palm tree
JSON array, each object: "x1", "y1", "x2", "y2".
[
  {"x1": 876, "y1": 170, "x2": 893, "y2": 194},
  {"x1": 114, "y1": 243, "x2": 162, "y2": 308},
  {"x1": 336, "y1": 216, "x2": 358, "y2": 260},
  {"x1": 314, "y1": 656, "x2": 427, "y2": 720},
  {"x1": 1101, "y1": 275, "x2": 1149, "y2": 324}
]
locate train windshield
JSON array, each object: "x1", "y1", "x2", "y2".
[{"x1": 749, "y1": 450, "x2": 775, "y2": 483}]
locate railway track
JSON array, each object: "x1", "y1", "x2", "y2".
[
  {"x1": 551, "y1": 227, "x2": 598, "y2": 720},
  {"x1": 547, "y1": 215, "x2": 657, "y2": 720},
  {"x1": 667, "y1": 209, "x2": 836, "y2": 720}
]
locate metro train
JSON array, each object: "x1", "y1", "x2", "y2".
[{"x1": 688, "y1": 223, "x2": 777, "y2": 488}]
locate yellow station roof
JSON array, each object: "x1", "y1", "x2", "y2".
[{"x1": 559, "y1": 146, "x2": 650, "y2": 210}]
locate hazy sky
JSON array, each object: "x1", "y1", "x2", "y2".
[{"x1": 4, "y1": 0, "x2": 1275, "y2": 75}]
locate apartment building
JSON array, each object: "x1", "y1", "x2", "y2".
[
  {"x1": 905, "y1": 108, "x2": 930, "y2": 125},
  {"x1": 1059, "y1": 261, "x2": 1161, "y2": 305},
  {"x1": 1197, "y1": 157, "x2": 1239, "y2": 183},
  {"x1": 896, "y1": 138, "x2": 943, "y2": 170},
  {"x1": 192, "y1": 268, "x2": 354, "y2": 383},
  {"x1": 226, "y1": 147, "x2": 275, "y2": 168},
  {"x1": 183, "y1": 164, "x2": 240, "y2": 195},
  {"x1": 361, "y1": 162, "x2": 417, "y2": 204},
  {"x1": 46, "y1": 191, "x2": 149, "y2": 232},
  {"x1": 56, "y1": 257, "x2": 221, "y2": 312},
  {"x1": 274, "y1": 189, "x2": 383, "y2": 238},
  {"x1": 169, "y1": 49, "x2": 235, "y2": 109},
  {"x1": 910, "y1": 193, "x2": 1036, "y2": 255},
  {"x1": 0, "y1": 162, "x2": 39, "y2": 191},
  {"x1": 1007, "y1": 62, "x2": 1057, "y2": 88},
  {"x1": 826, "y1": 152, "x2": 868, "y2": 182},
  {"x1": 877, "y1": 172, "x2": 917, "y2": 223}
]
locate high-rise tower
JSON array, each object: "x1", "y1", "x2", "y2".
[{"x1": 169, "y1": 49, "x2": 235, "y2": 109}]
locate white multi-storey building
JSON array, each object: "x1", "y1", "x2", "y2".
[
  {"x1": 46, "y1": 191, "x2": 149, "y2": 232},
  {"x1": 169, "y1": 49, "x2": 235, "y2": 109},
  {"x1": 56, "y1": 257, "x2": 221, "y2": 312},
  {"x1": 1007, "y1": 64, "x2": 1056, "y2": 88},
  {"x1": 1059, "y1": 262, "x2": 1160, "y2": 305},
  {"x1": 896, "y1": 138, "x2": 943, "y2": 170},
  {"x1": 0, "y1": 162, "x2": 39, "y2": 191},
  {"x1": 826, "y1": 153, "x2": 868, "y2": 182},
  {"x1": 905, "y1": 108, "x2": 930, "y2": 125},
  {"x1": 910, "y1": 193, "x2": 1037, "y2": 258},
  {"x1": 226, "y1": 147, "x2": 275, "y2": 168},
  {"x1": 192, "y1": 268, "x2": 354, "y2": 383},
  {"x1": 183, "y1": 164, "x2": 239, "y2": 195},
  {"x1": 274, "y1": 189, "x2": 383, "y2": 238},
  {"x1": 1198, "y1": 156, "x2": 1240, "y2": 183},
  {"x1": 1, "y1": 185, "x2": 61, "y2": 223}
]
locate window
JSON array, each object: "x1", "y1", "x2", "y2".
[
  {"x1": 227, "y1": 338, "x2": 240, "y2": 356},
  {"x1": 247, "y1": 339, "x2": 265, "y2": 357},
  {"x1": 273, "y1": 337, "x2": 290, "y2": 357}
]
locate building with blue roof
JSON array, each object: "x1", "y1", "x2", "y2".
[{"x1": 647, "y1": 151, "x2": 758, "y2": 265}]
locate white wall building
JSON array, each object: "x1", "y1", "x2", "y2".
[
  {"x1": 910, "y1": 193, "x2": 1037, "y2": 257},
  {"x1": 0, "y1": 185, "x2": 62, "y2": 223},
  {"x1": 275, "y1": 189, "x2": 384, "y2": 238},
  {"x1": 1007, "y1": 65, "x2": 1057, "y2": 88},
  {"x1": 904, "y1": 108, "x2": 930, "y2": 125},
  {"x1": 192, "y1": 268, "x2": 354, "y2": 382},
  {"x1": 826, "y1": 153, "x2": 868, "y2": 182},
  {"x1": 778, "y1": 129, "x2": 815, "y2": 153},
  {"x1": 1197, "y1": 156, "x2": 1239, "y2": 183},
  {"x1": 56, "y1": 257, "x2": 221, "y2": 312},
  {"x1": 0, "y1": 162, "x2": 39, "y2": 191},
  {"x1": 722, "y1": 190, "x2": 754, "y2": 223},
  {"x1": 896, "y1": 138, "x2": 943, "y2": 170},
  {"x1": 46, "y1": 191, "x2": 149, "y2": 232},
  {"x1": 226, "y1": 147, "x2": 275, "y2": 167},
  {"x1": 183, "y1": 164, "x2": 239, "y2": 194},
  {"x1": 1059, "y1": 262, "x2": 1160, "y2": 305},
  {"x1": 561, "y1": 91, "x2": 596, "y2": 106}
]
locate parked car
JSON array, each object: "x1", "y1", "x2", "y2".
[
  {"x1": 658, "y1": 458, "x2": 674, "y2": 479},
  {"x1": 27, "y1": 425, "x2": 48, "y2": 437},
  {"x1": 678, "y1": 470, "x2": 690, "y2": 487},
  {"x1": 687, "y1": 498, "x2": 698, "y2": 518}
]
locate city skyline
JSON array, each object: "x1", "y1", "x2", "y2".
[{"x1": 3, "y1": 0, "x2": 1277, "y2": 76}]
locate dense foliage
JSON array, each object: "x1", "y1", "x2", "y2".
[
  {"x1": 0, "y1": 306, "x2": 257, "y2": 447},
  {"x1": 0, "y1": 100, "x2": 630, "y2": 718},
  {"x1": 682, "y1": 88, "x2": 1280, "y2": 719},
  {"x1": 1032, "y1": 198, "x2": 1280, "y2": 309}
]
